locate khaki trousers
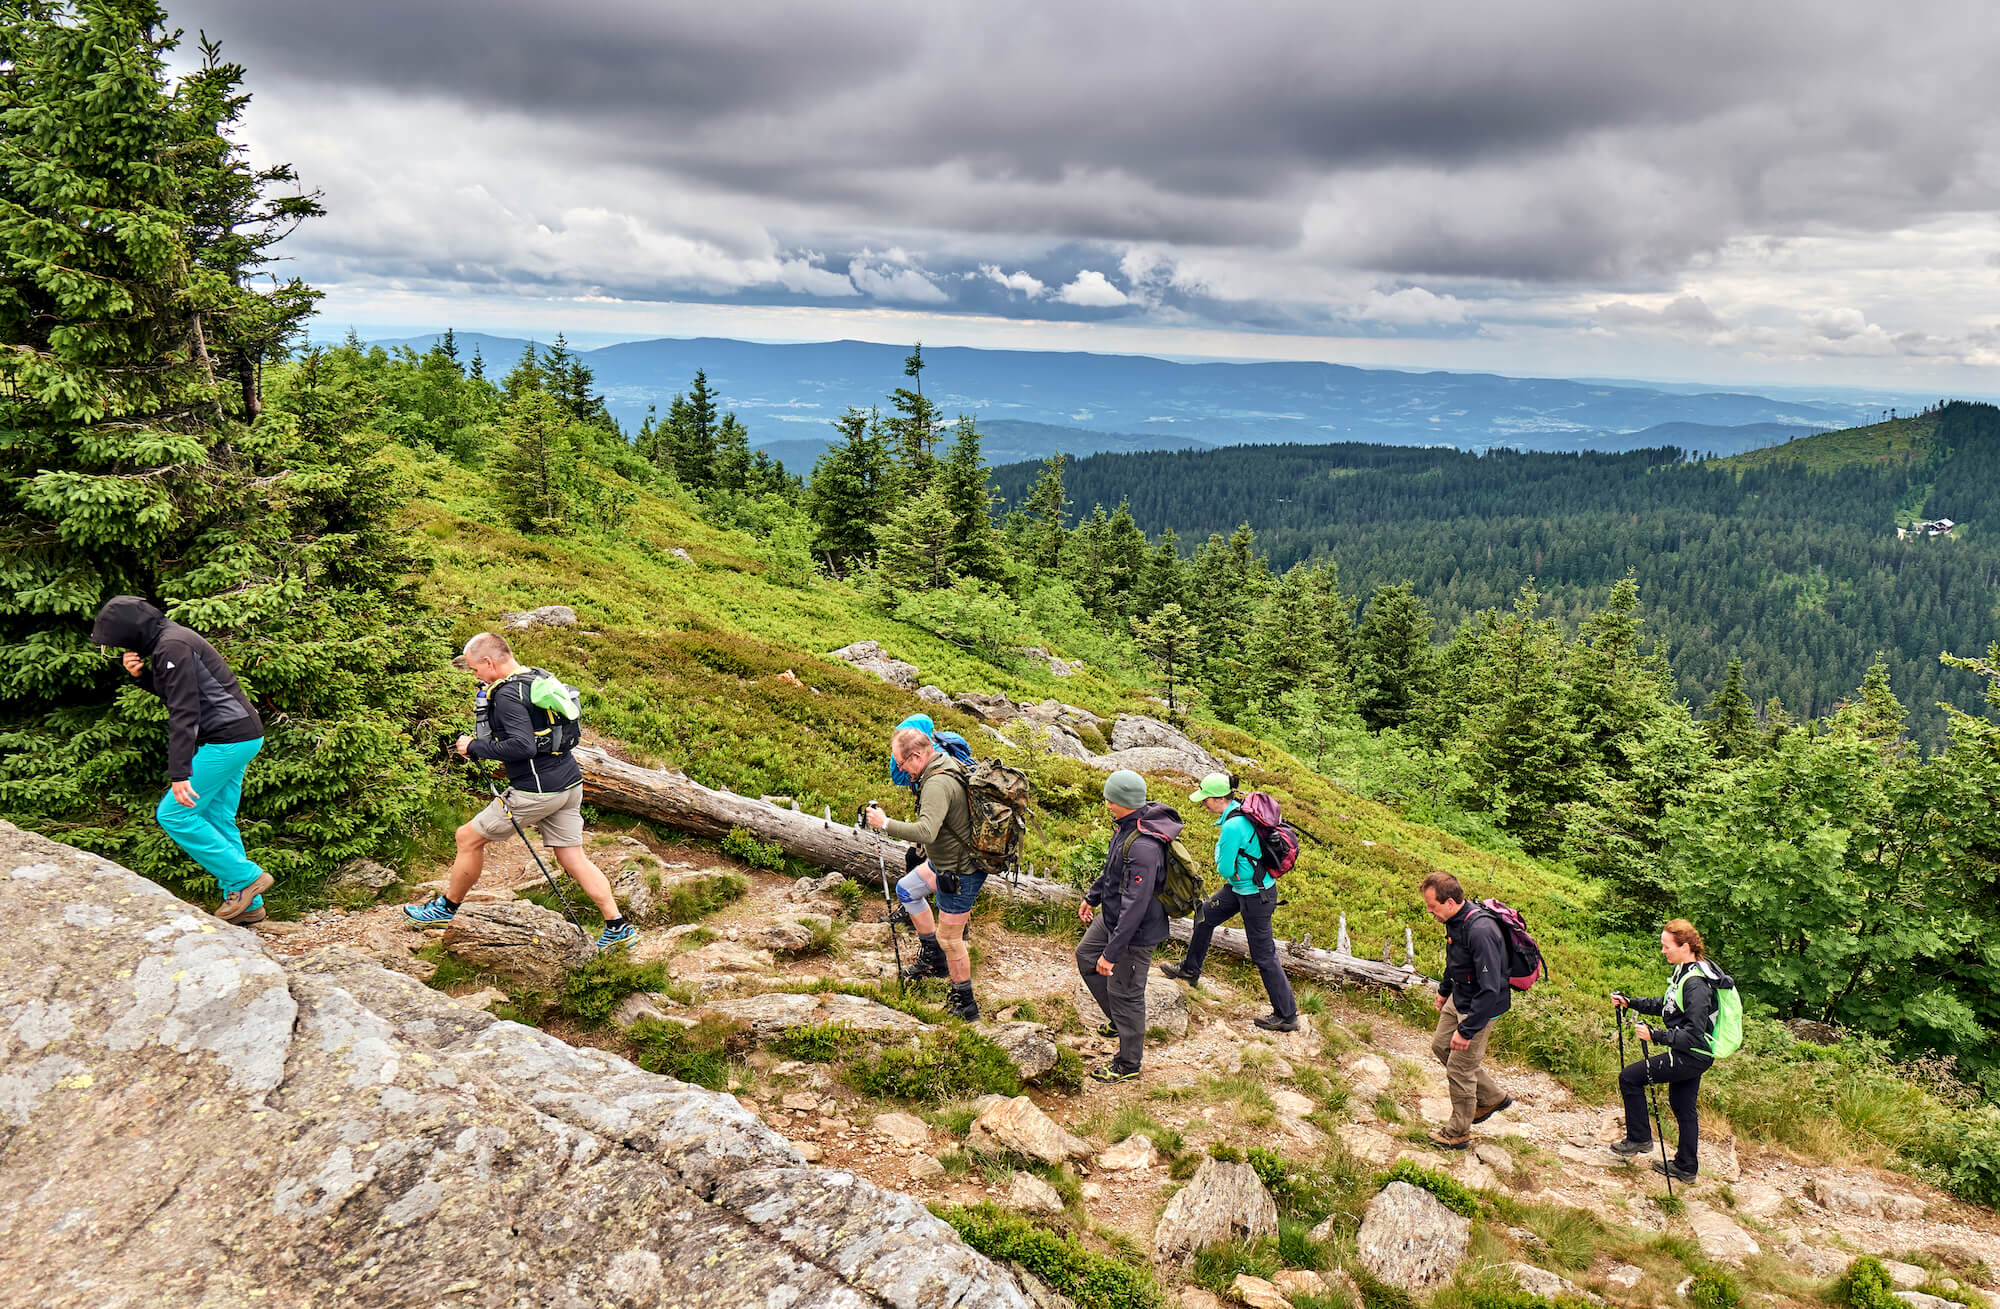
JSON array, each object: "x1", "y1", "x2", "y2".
[{"x1": 1430, "y1": 999, "x2": 1503, "y2": 1136}]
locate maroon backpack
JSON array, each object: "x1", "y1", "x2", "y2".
[
  {"x1": 1473, "y1": 899, "x2": 1546, "y2": 991},
  {"x1": 1234, "y1": 792, "x2": 1300, "y2": 880}
]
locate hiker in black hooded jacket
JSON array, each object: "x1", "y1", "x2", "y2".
[
  {"x1": 1423, "y1": 871, "x2": 1513, "y2": 1149},
  {"x1": 90, "y1": 596, "x2": 271, "y2": 923}
]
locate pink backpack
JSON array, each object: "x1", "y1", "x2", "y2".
[
  {"x1": 1474, "y1": 899, "x2": 1546, "y2": 991},
  {"x1": 1235, "y1": 792, "x2": 1300, "y2": 879}
]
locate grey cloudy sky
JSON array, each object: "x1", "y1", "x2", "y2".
[{"x1": 177, "y1": 0, "x2": 2000, "y2": 386}]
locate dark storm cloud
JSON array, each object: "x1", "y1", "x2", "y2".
[{"x1": 171, "y1": 0, "x2": 2000, "y2": 302}]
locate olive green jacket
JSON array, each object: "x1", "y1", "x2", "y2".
[{"x1": 883, "y1": 754, "x2": 974, "y2": 873}]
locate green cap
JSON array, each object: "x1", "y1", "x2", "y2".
[{"x1": 1190, "y1": 772, "x2": 1232, "y2": 803}]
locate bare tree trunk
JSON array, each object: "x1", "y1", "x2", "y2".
[{"x1": 576, "y1": 746, "x2": 1428, "y2": 991}]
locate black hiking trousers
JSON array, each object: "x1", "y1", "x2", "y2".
[
  {"x1": 1180, "y1": 884, "x2": 1297, "y2": 1021},
  {"x1": 1619, "y1": 1052, "x2": 1707, "y2": 1173}
]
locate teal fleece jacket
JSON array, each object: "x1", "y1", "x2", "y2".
[{"x1": 1214, "y1": 801, "x2": 1269, "y2": 893}]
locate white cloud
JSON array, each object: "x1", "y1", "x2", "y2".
[
  {"x1": 1358, "y1": 286, "x2": 1468, "y2": 326},
  {"x1": 847, "y1": 257, "x2": 949, "y2": 302},
  {"x1": 1054, "y1": 269, "x2": 1131, "y2": 306},
  {"x1": 976, "y1": 264, "x2": 1046, "y2": 297}
]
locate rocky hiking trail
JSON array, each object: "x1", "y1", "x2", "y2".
[{"x1": 248, "y1": 820, "x2": 2000, "y2": 1309}]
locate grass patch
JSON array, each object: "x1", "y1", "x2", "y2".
[
  {"x1": 1249, "y1": 1145, "x2": 1373, "y2": 1227},
  {"x1": 1001, "y1": 896, "x2": 1083, "y2": 938},
  {"x1": 770, "y1": 1022, "x2": 874, "y2": 1062},
  {"x1": 847, "y1": 1025, "x2": 1022, "y2": 1103},
  {"x1": 1190, "y1": 1236, "x2": 1282, "y2": 1296},
  {"x1": 1512, "y1": 1201, "x2": 1607, "y2": 1271},
  {"x1": 1380, "y1": 1159, "x2": 1481, "y2": 1217},
  {"x1": 1085, "y1": 1106, "x2": 1183, "y2": 1158},
  {"x1": 720, "y1": 826, "x2": 786, "y2": 870},
  {"x1": 627, "y1": 1015, "x2": 748, "y2": 1090},
  {"x1": 1041, "y1": 1045, "x2": 1086, "y2": 1092},
  {"x1": 554, "y1": 950, "x2": 672, "y2": 1025},
  {"x1": 936, "y1": 1202, "x2": 1164, "y2": 1309},
  {"x1": 659, "y1": 870, "x2": 749, "y2": 924},
  {"x1": 828, "y1": 879, "x2": 866, "y2": 917},
  {"x1": 1685, "y1": 1269, "x2": 1743, "y2": 1309},
  {"x1": 416, "y1": 940, "x2": 499, "y2": 992},
  {"x1": 929, "y1": 1103, "x2": 982, "y2": 1137}
]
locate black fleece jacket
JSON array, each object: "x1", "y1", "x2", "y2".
[
  {"x1": 1437, "y1": 900, "x2": 1513, "y2": 1037},
  {"x1": 91, "y1": 596, "x2": 263, "y2": 782},
  {"x1": 1086, "y1": 802, "x2": 1180, "y2": 965},
  {"x1": 466, "y1": 668, "x2": 583, "y2": 793},
  {"x1": 1627, "y1": 960, "x2": 1729, "y2": 1068}
]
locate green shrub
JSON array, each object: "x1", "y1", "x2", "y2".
[
  {"x1": 1835, "y1": 1258, "x2": 1902, "y2": 1309},
  {"x1": 556, "y1": 951, "x2": 671, "y2": 1025},
  {"x1": 1041, "y1": 1046, "x2": 1086, "y2": 1092},
  {"x1": 1685, "y1": 1269, "x2": 1742, "y2": 1309},
  {"x1": 935, "y1": 1202, "x2": 1163, "y2": 1309},
  {"x1": 829, "y1": 880, "x2": 866, "y2": 917},
  {"x1": 847, "y1": 1026, "x2": 1022, "y2": 1103},
  {"x1": 720, "y1": 827, "x2": 785, "y2": 871},
  {"x1": 660, "y1": 871, "x2": 749, "y2": 924},
  {"x1": 771, "y1": 1022, "x2": 872, "y2": 1062},
  {"x1": 1247, "y1": 1146, "x2": 1368, "y2": 1226},
  {"x1": 1380, "y1": 1159, "x2": 1480, "y2": 1217},
  {"x1": 1190, "y1": 1237, "x2": 1281, "y2": 1295},
  {"x1": 627, "y1": 1016, "x2": 747, "y2": 1090}
]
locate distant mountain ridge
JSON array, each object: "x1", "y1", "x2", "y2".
[{"x1": 363, "y1": 330, "x2": 1914, "y2": 463}]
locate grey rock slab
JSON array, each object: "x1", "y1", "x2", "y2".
[
  {"x1": 1356, "y1": 1181, "x2": 1470, "y2": 1291},
  {"x1": 968, "y1": 1096, "x2": 1092, "y2": 1166},
  {"x1": 0, "y1": 821, "x2": 1030, "y2": 1308},
  {"x1": 703, "y1": 989, "x2": 924, "y2": 1039},
  {"x1": 1150, "y1": 1156, "x2": 1279, "y2": 1265},
  {"x1": 1685, "y1": 1201, "x2": 1761, "y2": 1265},
  {"x1": 1007, "y1": 1171, "x2": 1067, "y2": 1215},
  {"x1": 439, "y1": 899, "x2": 593, "y2": 990},
  {"x1": 977, "y1": 1020, "x2": 1060, "y2": 1081},
  {"x1": 828, "y1": 640, "x2": 920, "y2": 690},
  {"x1": 1109, "y1": 716, "x2": 1226, "y2": 774},
  {"x1": 501, "y1": 603, "x2": 578, "y2": 629},
  {"x1": 1512, "y1": 1262, "x2": 1605, "y2": 1305}
]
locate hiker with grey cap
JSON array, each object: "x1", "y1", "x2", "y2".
[
  {"x1": 405, "y1": 632, "x2": 634, "y2": 951},
  {"x1": 1076, "y1": 769, "x2": 1178, "y2": 1083},
  {"x1": 1160, "y1": 771, "x2": 1299, "y2": 1032}
]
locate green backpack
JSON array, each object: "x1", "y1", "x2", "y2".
[
  {"x1": 1120, "y1": 824, "x2": 1205, "y2": 919},
  {"x1": 1669, "y1": 960, "x2": 1743, "y2": 1060}
]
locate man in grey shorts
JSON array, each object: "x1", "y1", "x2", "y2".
[{"x1": 404, "y1": 632, "x2": 634, "y2": 950}]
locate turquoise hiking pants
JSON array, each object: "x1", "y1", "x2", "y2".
[{"x1": 155, "y1": 738, "x2": 266, "y2": 910}]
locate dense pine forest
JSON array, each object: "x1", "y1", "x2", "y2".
[{"x1": 990, "y1": 415, "x2": 2000, "y2": 750}]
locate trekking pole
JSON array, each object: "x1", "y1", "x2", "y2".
[
  {"x1": 858, "y1": 804, "x2": 906, "y2": 995},
  {"x1": 1637, "y1": 1022, "x2": 1675, "y2": 1198},
  {"x1": 1613, "y1": 993, "x2": 1628, "y2": 1067},
  {"x1": 490, "y1": 782, "x2": 588, "y2": 939}
]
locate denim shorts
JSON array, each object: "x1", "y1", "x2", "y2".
[{"x1": 934, "y1": 869, "x2": 988, "y2": 916}]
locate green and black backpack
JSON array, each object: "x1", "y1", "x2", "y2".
[
  {"x1": 1668, "y1": 960, "x2": 1744, "y2": 1059},
  {"x1": 1120, "y1": 819, "x2": 1205, "y2": 919},
  {"x1": 498, "y1": 667, "x2": 583, "y2": 757}
]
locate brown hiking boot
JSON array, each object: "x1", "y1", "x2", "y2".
[
  {"x1": 1428, "y1": 1129, "x2": 1472, "y2": 1150},
  {"x1": 1473, "y1": 1094, "x2": 1513, "y2": 1123},
  {"x1": 233, "y1": 907, "x2": 267, "y2": 926},
  {"x1": 215, "y1": 873, "x2": 273, "y2": 922}
]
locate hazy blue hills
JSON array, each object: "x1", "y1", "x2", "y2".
[{"x1": 363, "y1": 330, "x2": 1903, "y2": 463}]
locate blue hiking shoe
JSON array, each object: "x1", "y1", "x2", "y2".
[
  {"x1": 403, "y1": 895, "x2": 458, "y2": 925},
  {"x1": 596, "y1": 922, "x2": 638, "y2": 952}
]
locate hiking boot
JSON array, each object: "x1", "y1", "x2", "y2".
[
  {"x1": 1473, "y1": 1094, "x2": 1513, "y2": 1123},
  {"x1": 944, "y1": 984, "x2": 979, "y2": 1022},
  {"x1": 596, "y1": 922, "x2": 638, "y2": 952},
  {"x1": 1096, "y1": 1022, "x2": 1119, "y2": 1039},
  {"x1": 1254, "y1": 1012, "x2": 1300, "y2": 1033},
  {"x1": 1652, "y1": 1159, "x2": 1698, "y2": 1183},
  {"x1": 1090, "y1": 1063, "x2": 1140, "y2": 1084},
  {"x1": 1158, "y1": 960, "x2": 1199, "y2": 984},
  {"x1": 885, "y1": 903, "x2": 913, "y2": 928},
  {"x1": 1428, "y1": 1129, "x2": 1472, "y2": 1150},
  {"x1": 1608, "y1": 1137, "x2": 1653, "y2": 1158},
  {"x1": 232, "y1": 907, "x2": 267, "y2": 926},
  {"x1": 403, "y1": 895, "x2": 459, "y2": 926},
  {"x1": 900, "y1": 937, "x2": 949, "y2": 983},
  {"x1": 215, "y1": 873, "x2": 273, "y2": 923}
]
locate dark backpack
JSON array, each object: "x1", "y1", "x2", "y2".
[
  {"x1": 1121, "y1": 820, "x2": 1204, "y2": 919},
  {"x1": 1234, "y1": 792, "x2": 1300, "y2": 880},
  {"x1": 497, "y1": 667, "x2": 583, "y2": 758},
  {"x1": 937, "y1": 754, "x2": 1032, "y2": 876},
  {"x1": 1472, "y1": 899, "x2": 1546, "y2": 991}
]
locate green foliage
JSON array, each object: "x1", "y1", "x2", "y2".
[
  {"x1": 627, "y1": 1015, "x2": 746, "y2": 1090},
  {"x1": 1042, "y1": 1045, "x2": 1086, "y2": 1092},
  {"x1": 719, "y1": 827, "x2": 785, "y2": 871},
  {"x1": 1684, "y1": 1270, "x2": 1743, "y2": 1309},
  {"x1": 0, "y1": 11, "x2": 451, "y2": 900},
  {"x1": 934, "y1": 1203, "x2": 1163, "y2": 1309},
  {"x1": 1381, "y1": 1159, "x2": 1480, "y2": 1216},
  {"x1": 1189, "y1": 1237, "x2": 1282, "y2": 1295},
  {"x1": 893, "y1": 578, "x2": 1031, "y2": 661},
  {"x1": 1246, "y1": 1146, "x2": 1368, "y2": 1226},
  {"x1": 770, "y1": 1022, "x2": 873, "y2": 1062},
  {"x1": 555, "y1": 950, "x2": 672, "y2": 1025},
  {"x1": 1834, "y1": 1258, "x2": 1902, "y2": 1309},
  {"x1": 846, "y1": 1025, "x2": 1021, "y2": 1103}
]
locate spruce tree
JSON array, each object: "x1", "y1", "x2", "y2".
[
  {"x1": 888, "y1": 344, "x2": 943, "y2": 490},
  {"x1": 805, "y1": 408, "x2": 892, "y2": 573},
  {"x1": 1131, "y1": 602, "x2": 1200, "y2": 715},
  {"x1": 1704, "y1": 657, "x2": 1759, "y2": 760},
  {"x1": 936, "y1": 417, "x2": 1002, "y2": 582},
  {"x1": 1463, "y1": 583, "x2": 1584, "y2": 852},
  {"x1": 1021, "y1": 453, "x2": 1071, "y2": 572},
  {"x1": 495, "y1": 390, "x2": 580, "y2": 532},
  {"x1": 713, "y1": 412, "x2": 751, "y2": 492},
  {"x1": 1353, "y1": 583, "x2": 1438, "y2": 731},
  {"x1": 877, "y1": 480, "x2": 957, "y2": 592},
  {"x1": 0, "y1": 5, "x2": 448, "y2": 895}
]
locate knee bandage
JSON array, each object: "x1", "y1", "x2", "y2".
[{"x1": 896, "y1": 867, "x2": 934, "y2": 906}]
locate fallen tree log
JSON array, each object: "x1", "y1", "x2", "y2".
[{"x1": 578, "y1": 745, "x2": 1428, "y2": 991}]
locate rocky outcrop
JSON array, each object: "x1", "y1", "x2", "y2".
[
  {"x1": 978, "y1": 1020, "x2": 1060, "y2": 1081},
  {"x1": 440, "y1": 899, "x2": 594, "y2": 990},
  {"x1": 1357, "y1": 1181, "x2": 1470, "y2": 1291},
  {"x1": 1084, "y1": 746, "x2": 1217, "y2": 778},
  {"x1": 1016, "y1": 646, "x2": 1077, "y2": 677},
  {"x1": 968, "y1": 1096, "x2": 1093, "y2": 1165},
  {"x1": 828, "y1": 639, "x2": 920, "y2": 689},
  {"x1": 1109, "y1": 715, "x2": 1227, "y2": 775},
  {"x1": 953, "y1": 691, "x2": 1022, "y2": 723},
  {"x1": 328, "y1": 856, "x2": 401, "y2": 903},
  {"x1": 703, "y1": 989, "x2": 922, "y2": 1039},
  {"x1": 1150, "y1": 1156, "x2": 1279, "y2": 1264},
  {"x1": 501, "y1": 603, "x2": 578, "y2": 629},
  {"x1": 1808, "y1": 1178, "x2": 1927, "y2": 1220},
  {"x1": 0, "y1": 821, "x2": 1032, "y2": 1307}
]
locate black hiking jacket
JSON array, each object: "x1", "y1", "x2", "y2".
[
  {"x1": 91, "y1": 596, "x2": 264, "y2": 782},
  {"x1": 466, "y1": 668, "x2": 583, "y2": 794},
  {"x1": 1628, "y1": 960, "x2": 1729, "y2": 1068},
  {"x1": 1437, "y1": 900, "x2": 1512, "y2": 1037},
  {"x1": 1087, "y1": 802, "x2": 1180, "y2": 965}
]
